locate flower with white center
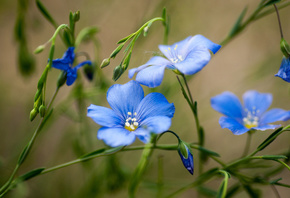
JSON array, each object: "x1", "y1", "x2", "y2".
[
  {"x1": 211, "y1": 90, "x2": 290, "y2": 135},
  {"x1": 87, "y1": 80, "x2": 175, "y2": 147},
  {"x1": 128, "y1": 35, "x2": 221, "y2": 88}
]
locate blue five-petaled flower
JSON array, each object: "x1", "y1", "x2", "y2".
[
  {"x1": 51, "y1": 47, "x2": 92, "y2": 86},
  {"x1": 87, "y1": 80, "x2": 175, "y2": 147},
  {"x1": 128, "y1": 35, "x2": 221, "y2": 88},
  {"x1": 211, "y1": 90, "x2": 290, "y2": 135},
  {"x1": 275, "y1": 56, "x2": 290, "y2": 82}
]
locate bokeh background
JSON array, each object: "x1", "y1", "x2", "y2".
[{"x1": 0, "y1": 0, "x2": 290, "y2": 197}]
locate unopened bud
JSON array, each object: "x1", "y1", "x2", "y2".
[
  {"x1": 34, "y1": 45, "x2": 45, "y2": 54},
  {"x1": 122, "y1": 52, "x2": 131, "y2": 70},
  {"x1": 84, "y1": 64, "x2": 94, "y2": 81},
  {"x1": 73, "y1": 11, "x2": 80, "y2": 22},
  {"x1": 39, "y1": 105, "x2": 46, "y2": 117},
  {"x1": 112, "y1": 65, "x2": 124, "y2": 81},
  {"x1": 280, "y1": 38, "x2": 290, "y2": 58},
  {"x1": 100, "y1": 58, "x2": 110, "y2": 68},
  {"x1": 178, "y1": 140, "x2": 194, "y2": 175},
  {"x1": 30, "y1": 108, "x2": 38, "y2": 121},
  {"x1": 57, "y1": 71, "x2": 67, "y2": 88}
]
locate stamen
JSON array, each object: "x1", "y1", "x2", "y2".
[{"x1": 125, "y1": 112, "x2": 139, "y2": 131}]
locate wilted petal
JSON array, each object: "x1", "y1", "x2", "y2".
[
  {"x1": 243, "y1": 90, "x2": 272, "y2": 116},
  {"x1": 275, "y1": 56, "x2": 290, "y2": 82},
  {"x1": 136, "y1": 92, "x2": 175, "y2": 120},
  {"x1": 136, "y1": 65, "x2": 167, "y2": 88},
  {"x1": 211, "y1": 92, "x2": 244, "y2": 120},
  {"x1": 174, "y1": 47, "x2": 211, "y2": 75},
  {"x1": 107, "y1": 81, "x2": 144, "y2": 119},
  {"x1": 260, "y1": 108, "x2": 290, "y2": 124},
  {"x1": 87, "y1": 104, "x2": 123, "y2": 127},
  {"x1": 219, "y1": 117, "x2": 249, "y2": 135},
  {"x1": 97, "y1": 127, "x2": 136, "y2": 147}
]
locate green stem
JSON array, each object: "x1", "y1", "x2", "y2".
[
  {"x1": 275, "y1": 160, "x2": 290, "y2": 171},
  {"x1": 242, "y1": 131, "x2": 253, "y2": 157}
]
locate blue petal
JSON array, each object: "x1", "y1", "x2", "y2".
[
  {"x1": 51, "y1": 47, "x2": 75, "y2": 71},
  {"x1": 242, "y1": 90, "x2": 272, "y2": 116},
  {"x1": 134, "y1": 128, "x2": 152, "y2": 143},
  {"x1": 219, "y1": 117, "x2": 249, "y2": 135},
  {"x1": 159, "y1": 36, "x2": 192, "y2": 60},
  {"x1": 178, "y1": 146, "x2": 194, "y2": 175},
  {"x1": 136, "y1": 92, "x2": 175, "y2": 120},
  {"x1": 66, "y1": 68, "x2": 77, "y2": 86},
  {"x1": 129, "y1": 56, "x2": 172, "y2": 78},
  {"x1": 139, "y1": 116, "x2": 172, "y2": 134},
  {"x1": 87, "y1": 104, "x2": 123, "y2": 127},
  {"x1": 74, "y1": 60, "x2": 92, "y2": 70},
  {"x1": 107, "y1": 81, "x2": 144, "y2": 119},
  {"x1": 62, "y1": 47, "x2": 75, "y2": 61},
  {"x1": 275, "y1": 56, "x2": 290, "y2": 82},
  {"x1": 260, "y1": 108, "x2": 290, "y2": 125},
  {"x1": 187, "y1": 35, "x2": 221, "y2": 54},
  {"x1": 252, "y1": 124, "x2": 281, "y2": 131},
  {"x1": 174, "y1": 47, "x2": 211, "y2": 75},
  {"x1": 211, "y1": 91, "x2": 244, "y2": 120},
  {"x1": 136, "y1": 65, "x2": 167, "y2": 88},
  {"x1": 97, "y1": 127, "x2": 136, "y2": 147}
]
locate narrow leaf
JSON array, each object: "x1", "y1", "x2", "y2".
[
  {"x1": 264, "y1": 0, "x2": 281, "y2": 7},
  {"x1": 229, "y1": 7, "x2": 247, "y2": 37},
  {"x1": 257, "y1": 127, "x2": 283, "y2": 151},
  {"x1": 36, "y1": 0, "x2": 58, "y2": 28}
]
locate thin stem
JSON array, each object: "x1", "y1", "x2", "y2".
[
  {"x1": 271, "y1": 185, "x2": 281, "y2": 198},
  {"x1": 275, "y1": 160, "x2": 290, "y2": 171},
  {"x1": 274, "y1": 4, "x2": 284, "y2": 39},
  {"x1": 242, "y1": 132, "x2": 253, "y2": 157}
]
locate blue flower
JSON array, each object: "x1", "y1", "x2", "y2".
[
  {"x1": 128, "y1": 35, "x2": 221, "y2": 88},
  {"x1": 87, "y1": 80, "x2": 175, "y2": 147},
  {"x1": 178, "y1": 141, "x2": 194, "y2": 175},
  {"x1": 211, "y1": 90, "x2": 290, "y2": 135},
  {"x1": 51, "y1": 47, "x2": 92, "y2": 86},
  {"x1": 275, "y1": 56, "x2": 290, "y2": 82}
]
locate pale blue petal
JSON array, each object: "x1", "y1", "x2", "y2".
[
  {"x1": 87, "y1": 104, "x2": 123, "y2": 127},
  {"x1": 139, "y1": 116, "x2": 172, "y2": 134},
  {"x1": 187, "y1": 35, "x2": 221, "y2": 54},
  {"x1": 174, "y1": 47, "x2": 211, "y2": 75},
  {"x1": 253, "y1": 124, "x2": 281, "y2": 131},
  {"x1": 97, "y1": 127, "x2": 136, "y2": 147},
  {"x1": 134, "y1": 128, "x2": 151, "y2": 143},
  {"x1": 159, "y1": 36, "x2": 192, "y2": 60},
  {"x1": 211, "y1": 91, "x2": 244, "y2": 120},
  {"x1": 129, "y1": 56, "x2": 172, "y2": 79},
  {"x1": 136, "y1": 65, "x2": 167, "y2": 88},
  {"x1": 136, "y1": 93, "x2": 175, "y2": 120},
  {"x1": 275, "y1": 56, "x2": 290, "y2": 82},
  {"x1": 107, "y1": 81, "x2": 144, "y2": 119},
  {"x1": 66, "y1": 68, "x2": 77, "y2": 86},
  {"x1": 219, "y1": 117, "x2": 249, "y2": 135},
  {"x1": 260, "y1": 108, "x2": 290, "y2": 125},
  {"x1": 243, "y1": 90, "x2": 272, "y2": 116}
]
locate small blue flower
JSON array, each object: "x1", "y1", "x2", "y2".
[
  {"x1": 178, "y1": 141, "x2": 194, "y2": 175},
  {"x1": 51, "y1": 47, "x2": 92, "y2": 86},
  {"x1": 211, "y1": 90, "x2": 290, "y2": 135},
  {"x1": 129, "y1": 35, "x2": 221, "y2": 88},
  {"x1": 87, "y1": 80, "x2": 175, "y2": 147},
  {"x1": 275, "y1": 56, "x2": 290, "y2": 82}
]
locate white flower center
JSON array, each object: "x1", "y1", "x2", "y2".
[
  {"x1": 165, "y1": 45, "x2": 184, "y2": 64},
  {"x1": 124, "y1": 112, "x2": 139, "y2": 131},
  {"x1": 243, "y1": 107, "x2": 260, "y2": 129}
]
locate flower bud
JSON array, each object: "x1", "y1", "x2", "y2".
[
  {"x1": 34, "y1": 45, "x2": 45, "y2": 54},
  {"x1": 100, "y1": 58, "x2": 110, "y2": 68},
  {"x1": 30, "y1": 108, "x2": 38, "y2": 121},
  {"x1": 112, "y1": 65, "x2": 124, "y2": 81},
  {"x1": 84, "y1": 64, "x2": 94, "y2": 81},
  {"x1": 122, "y1": 52, "x2": 131, "y2": 70},
  {"x1": 280, "y1": 38, "x2": 290, "y2": 58},
  {"x1": 73, "y1": 11, "x2": 80, "y2": 22},
  {"x1": 57, "y1": 71, "x2": 67, "y2": 88},
  {"x1": 178, "y1": 140, "x2": 194, "y2": 175},
  {"x1": 39, "y1": 105, "x2": 46, "y2": 117}
]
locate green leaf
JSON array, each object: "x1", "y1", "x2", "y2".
[
  {"x1": 260, "y1": 155, "x2": 288, "y2": 160},
  {"x1": 110, "y1": 44, "x2": 124, "y2": 59},
  {"x1": 194, "y1": 145, "x2": 220, "y2": 157},
  {"x1": 117, "y1": 34, "x2": 134, "y2": 44},
  {"x1": 257, "y1": 127, "x2": 283, "y2": 151},
  {"x1": 229, "y1": 7, "x2": 247, "y2": 37},
  {"x1": 162, "y1": 7, "x2": 167, "y2": 26},
  {"x1": 17, "y1": 168, "x2": 45, "y2": 182},
  {"x1": 270, "y1": 178, "x2": 282, "y2": 184},
  {"x1": 35, "y1": 0, "x2": 58, "y2": 28},
  {"x1": 264, "y1": 0, "x2": 281, "y2": 7},
  {"x1": 225, "y1": 184, "x2": 241, "y2": 198},
  {"x1": 80, "y1": 148, "x2": 106, "y2": 159}
]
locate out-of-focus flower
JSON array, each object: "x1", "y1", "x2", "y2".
[
  {"x1": 129, "y1": 35, "x2": 221, "y2": 88},
  {"x1": 275, "y1": 56, "x2": 290, "y2": 82},
  {"x1": 87, "y1": 80, "x2": 175, "y2": 147},
  {"x1": 51, "y1": 47, "x2": 92, "y2": 86},
  {"x1": 211, "y1": 90, "x2": 290, "y2": 135}
]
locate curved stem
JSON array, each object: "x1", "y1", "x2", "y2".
[{"x1": 274, "y1": 4, "x2": 284, "y2": 39}]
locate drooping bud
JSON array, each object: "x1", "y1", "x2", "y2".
[
  {"x1": 34, "y1": 45, "x2": 45, "y2": 54},
  {"x1": 39, "y1": 105, "x2": 46, "y2": 117},
  {"x1": 280, "y1": 38, "x2": 290, "y2": 58},
  {"x1": 84, "y1": 64, "x2": 94, "y2": 81},
  {"x1": 100, "y1": 58, "x2": 111, "y2": 68},
  {"x1": 112, "y1": 65, "x2": 124, "y2": 81},
  {"x1": 57, "y1": 71, "x2": 67, "y2": 88},
  {"x1": 178, "y1": 140, "x2": 194, "y2": 175},
  {"x1": 30, "y1": 108, "x2": 38, "y2": 121}
]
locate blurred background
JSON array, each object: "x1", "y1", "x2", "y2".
[{"x1": 0, "y1": 0, "x2": 290, "y2": 197}]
